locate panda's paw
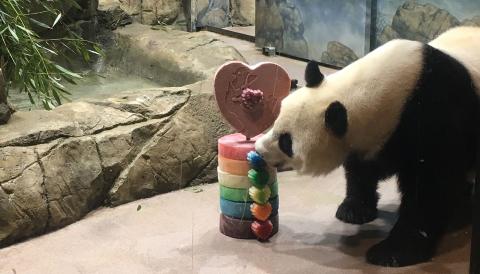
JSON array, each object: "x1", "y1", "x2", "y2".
[
  {"x1": 366, "y1": 235, "x2": 433, "y2": 267},
  {"x1": 335, "y1": 197, "x2": 377, "y2": 224}
]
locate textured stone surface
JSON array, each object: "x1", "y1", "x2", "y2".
[
  {"x1": 68, "y1": 0, "x2": 99, "y2": 20},
  {"x1": 195, "y1": 0, "x2": 230, "y2": 28},
  {"x1": 0, "y1": 161, "x2": 47, "y2": 246},
  {"x1": 0, "y1": 78, "x2": 233, "y2": 246},
  {"x1": 0, "y1": 102, "x2": 143, "y2": 148},
  {"x1": 377, "y1": 25, "x2": 400, "y2": 46},
  {"x1": 230, "y1": 0, "x2": 255, "y2": 26},
  {"x1": 377, "y1": 0, "x2": 461, "y2": 45},
  {"x1": 108, "y1": 84, "x2": 231, "y2": 205},
  {"x1": 199, "y1": 8, "x2": 229, "y2": 28},
  {"x1": 321, "y1": 41, "x2": 358, "y2": 68},
  {"x1": 256, "y1": 0, "x2": 284, "y2": 49},
  {"x1": 104, "y1": 23, "x2": 244, "y2": 86},
  {"x1": 98, "y1": 5, "x2": 133, "y2": 30},
  {"x1": 462, "y1": 15, "x2": 480, "y2": 27},
  {"x1": 0, "y1": 12, "x2": 244, "y2": 247},
  {"x1": 0, "y1": 70, "x2": 12, "y2": 125},
  {"x1": 41, "y1": 137, "x2": 106, "y2": 229},
  {"x1": 256, "y1": 0, "x2": 308, "y2": 59},
  {"x1": 99, "y1": 0, "x2": 182, "y2": 25},
  {"x1": 0, "y1": 30, "x2": 242, "y2": 243},
  {"x1": 391, "y1": 0, "x2": 459, "y2": 42}
]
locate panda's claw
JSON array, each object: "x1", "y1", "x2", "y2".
[{"x1": 335, "y1": 197, "x2": 377, "y2": 224}]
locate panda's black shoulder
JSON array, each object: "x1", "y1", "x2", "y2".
[{"x1": 419, "y1": 44, "x2": 475, "y2": 91}]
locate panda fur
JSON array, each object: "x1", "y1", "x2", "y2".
[{"x1": 255, "y1": 26, "x2": 480, "y2": 267}]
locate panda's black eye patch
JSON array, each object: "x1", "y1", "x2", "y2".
[{"x1": 278, "y1": 133, "x2": 293, "y2": 158}]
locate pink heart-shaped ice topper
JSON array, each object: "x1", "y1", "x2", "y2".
[{"x1": 214, "y1": 61, "x2": 291, "y2": 138}]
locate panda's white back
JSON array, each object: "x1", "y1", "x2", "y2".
[{"x1": 429, "y1": 26, "x2": 480, "y2": 92}]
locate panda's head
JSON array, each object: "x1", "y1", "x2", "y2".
[{"x1": 255, "y1": 61, "x2": 349, "y2": 176}]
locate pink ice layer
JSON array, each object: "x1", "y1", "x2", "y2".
[{"x1": 218, "y1": 133, "x2": 263, "y2": 161}]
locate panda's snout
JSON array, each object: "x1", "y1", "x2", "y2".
[{"x1": 255, "y1": 136, "x2": 274, "y2": 163}]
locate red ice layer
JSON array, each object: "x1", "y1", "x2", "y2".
[
  {"x1": 219, "y1": 213, "x2": 279, "y2": 240},
  {"x1": 218, "y1": 133, "x2": 263, "y2": 161}
]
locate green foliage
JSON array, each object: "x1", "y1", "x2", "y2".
[{"x1": 0, "y1": 0, "x2": 101, "y2": 109}]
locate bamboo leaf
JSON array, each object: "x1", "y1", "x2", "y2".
[
  {"x1": 0, "y1": 0, "x2": 95, "y2": 109},
  {"x1": 29, "y1": 18, "x2": 51, "y2": 29},
  {"x1": 53, "y1": 64, "x2": 82, "y2": 79},
  {"x1": 52, "y1": 13, "x2": 62, "y2": 28},
  {"x1": 17, "y1": 25, "x2": 34, "y2": 35},
  {"x1": 87, "y1": 49, "x2": 101, "y2": 56},
  {"x1": 7, "y1": 27, "x2": 18, "y2": 42}
]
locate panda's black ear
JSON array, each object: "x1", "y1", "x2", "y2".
[
  {"x1": 305, "y1": 60, "x2": 324, "y2": 88},
  {"x1": 325, "y1": 101, "x2": 348, "y2": 138}
]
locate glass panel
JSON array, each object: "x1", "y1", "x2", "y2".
[
  {"x1": 194, "y1": 0, "x2": 231, "y2": 28},
  {"x1": 375, "y1": 0, "x2": 480, "y2": 48},
  {"x1": 256, "y1": 0, "x2": 369, "y2": 67}
]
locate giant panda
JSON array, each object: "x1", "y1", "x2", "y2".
[{"x1": 255, "y1": 26, "x2": 480, "y2": 267}]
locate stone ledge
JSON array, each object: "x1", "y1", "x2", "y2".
[{"x1": 0, "y1": 81, "x2": 232, "y2": 246}]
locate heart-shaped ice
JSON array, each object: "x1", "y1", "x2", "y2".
[{"x1": 214, "y1": 61, "x2": 291, "y2": 138}]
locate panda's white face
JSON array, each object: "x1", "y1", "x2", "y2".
[
  {"x1": 256, "y1": 40, "x2": 425, "y2": 176},
  {"x1": 255, "y1": 85, "x2": 349, "y2": 176}
]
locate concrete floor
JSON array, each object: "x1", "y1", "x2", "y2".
[{"x1": 0, "y1": 169, "x2": 470, "y2": 274}]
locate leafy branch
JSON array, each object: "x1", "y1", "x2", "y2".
[{"x1": 0, "y1": 0, "x2": 101, "y2": 109}]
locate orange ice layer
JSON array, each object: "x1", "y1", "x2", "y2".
[{"x1": 218, "y1": 156, "x2": 250, "y2": 176}]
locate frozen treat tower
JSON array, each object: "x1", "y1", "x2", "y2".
[
  {"x1": 213, "y1": 61, "x2": 290, "y2": 241},
  {"x1": 217, "y1": 134, "x2": 279, "y2": 240}
]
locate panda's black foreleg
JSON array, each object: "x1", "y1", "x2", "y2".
[
  {"x1": 336, "y1": 153, "x2": 386, "y2": 224},
  {"x1": 366, "y1": 170, "x2": 451, "y2": 267}
]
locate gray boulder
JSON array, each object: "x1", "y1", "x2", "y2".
[
  {"x1": 0, "y1": 70, "x2": 12, "y2": 125},
  {"x1": 321, "y1": 41, "x2": 358, "y2": 67},
  {"x1": 378, "y1": 0, "x2": 460, "y2": 46},
  {"x1": 377, "y1": 25, "x2": 401, "y2": 46},
  {"x1": 230, "y1": 0, "x2": 255, "y2": 26},
  {"x1": 462, "y1": 16, "x2": 480, "y2": 27},
  {"x1": 104, "y1": 23, "x2": 244, "y2": 86},
  {"x1": 99, "y1": 0, "x2": 182, "y2": 25},
  {"x1": 198, "y1": 8, "x2": 229, "y2": 28},
  {"x1": 255, "y1": 0, "x2": 308, "y2": 58},
  {"x1": 256, "y1": 0, "x2": 284, "y2": 50},
  {"x1": 278, "y1": 0, "x2": 308, "y2": 58},
  {"x1": 0, "y1": 82, "x2": 232, "y2": 246}
]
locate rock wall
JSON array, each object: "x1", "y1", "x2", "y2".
[
  {"x1": 256, "y1": 0, "x2": 308, "y2": 59},
  {"x1": 195, "y1": 0, "x2": 230, "y2": 28},
  {"x1": 230, "y1": 0, "x2": 255, "y2": 26},
  {"x1": 321, "y1": 41, "x2": 358, "y2": 68},
  {"x1": 377, "y1": 0, "x2": 480, "y2": 46},
  {"x1": 0, "y1": 23, "x2": 243, "y2": 246},
  {"x1": 31, "y1": 0, "x2": 99, "y2": 40},
  {"x1": 0, "y1": 70, "x2": 12, "y2": 125},
  {"x1": 0, "y1": 85, "x2": 229, "y2": 246},
  {"x1": 99, "y1": 0, "x2": 184, "y2": 27},
  {"x1": 103, "y1": 24, "x2": 244, "y2": 84},
  {"x1": 462, "y1": 15, "x2": 480, "y2": 27},
  {"x1": 98, "y1": 0, "x2": 255, "y2": 29}
]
